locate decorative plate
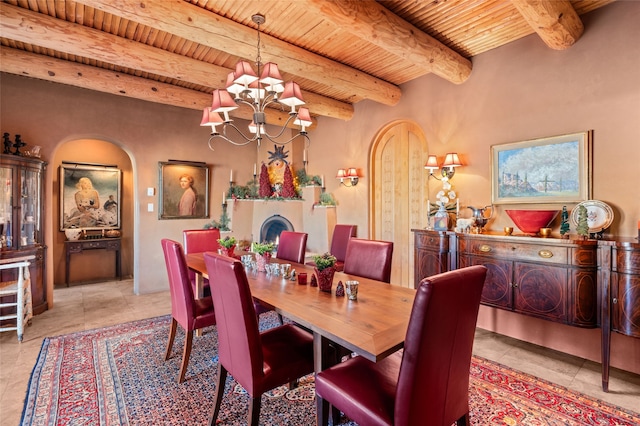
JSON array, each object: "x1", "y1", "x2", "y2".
[{"x1": 570, "y1": 200, "x2": 614, "y2": 233}]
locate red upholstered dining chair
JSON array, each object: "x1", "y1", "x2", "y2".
[
  {"x1": 276, "y1": 231, "x2": 308, "y2": 264},
  {"x1": 307, "y1": 224, "x2": 357, "y2": 271},
  {"x1": 161, "y1": 239, "x2": 217, "y2": 383},
  {"x1": 315, "y1": 265, "x2": 488, "y2": 426},
  {"x1": 183, "y1": 228, "x2": 221, "y2": 296},
  {"x1": 329, "y1": 224, "x2": 357, "y2": 271},
  {"x1": 203, "y1": 252, "x2": 314, "y2": 426},
  {"x1": 343, "y1": 238, "x2": 394, "y2": 283}
]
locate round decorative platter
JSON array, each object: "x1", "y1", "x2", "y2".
[{"x1": 570, "y1": 200, "x2": 614, "y2": 233}]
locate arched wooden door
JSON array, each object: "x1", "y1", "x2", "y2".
[{"x1": 369, "y1": 120, "x2": 430, "y2": 288}]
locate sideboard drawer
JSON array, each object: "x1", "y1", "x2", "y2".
[{"x1": 459, "y1": 239, "x2": 568, "y2": 265}]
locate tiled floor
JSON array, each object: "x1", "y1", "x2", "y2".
[{"x1": 1, "y1": 280, "x2": 639, "y2": 425}]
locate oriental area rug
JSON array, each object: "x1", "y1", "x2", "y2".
[{"x1": 21, "y1": 314, "x2": 640, "y2": 425}]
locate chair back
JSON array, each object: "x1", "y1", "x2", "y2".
[
  {"x1": 395, "y1": 265, "x2": 487, "y2": 426},
  {"x1": 183, "y1": 228, "x2": 221, "y2": 254},
  {"x1": 203, "y1": 252, "x2": 263, "y2": 392},
  {"x1": 343, "y1": 238, "x2": 394, "y2": 283},
  {"x1": 161, "y1": 239, "x2": 198, "y2": 329},
  {"x1": 276, "y1": 231, "x2": 308, "y2": 264},
  {"x1": 329, "y1": 224, "x2": 357, "y2": 263},
  {"x1": 183, "y1": 228, "x2": 220, "y2": 283}
]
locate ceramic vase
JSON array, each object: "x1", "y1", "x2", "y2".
[
  {"x1": 220, "y1": 245, "x2": 236, "y2": 258},
  {"x1": 256, "y1": 252, "x2": 271, "y2": 272},
  {"x1": 314, "y1": 266, "x2": 335, "y2": 293}
]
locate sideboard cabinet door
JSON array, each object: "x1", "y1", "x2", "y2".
[{"x1": 413, "y1": 230, "x2": 452, "y2": 288}]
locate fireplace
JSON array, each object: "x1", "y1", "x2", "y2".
[
  {"x1": 225, "y1": 186, "x2": 336, "y2": 254},
  {"x1": 260, "y1": 214, "x2": 294, "y2": 243}
]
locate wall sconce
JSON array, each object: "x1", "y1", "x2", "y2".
[
  {"x1": 424, "y1": 153, "x2": 462, "y2": 180},
  {"x1": 336, "y1": 168, "x2": 359, "y2": 187}
]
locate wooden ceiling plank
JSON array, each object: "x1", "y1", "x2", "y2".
[
  {"x1": 0, "y1": 4, "x2": 353, "y2": 121},
  {"x1": 511, "y1": 0, "x2": 584, "y2": 50},
  {"x1": 73, "y1": 0, "x2": 401, "y2": 106},
  {"x1": 305, "y1": 0, "x2": 472, "y2": 84},
  {"x1": 0, "y1": 46, "x2": 316, "y2": 130}
]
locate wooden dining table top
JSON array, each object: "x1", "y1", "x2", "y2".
[{"x1": 185, "y1": 252, "x2": 416, "y2": 364}]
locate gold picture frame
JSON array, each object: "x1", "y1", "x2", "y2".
[
  {"x1": 491, "y1": 131, "x2": 592, "y2": 204},
  {"x1": 158, "y1": 161, "x2": 210, "y2": 219}
]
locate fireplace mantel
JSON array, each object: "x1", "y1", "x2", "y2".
[{"x1": 225, "y1": 186, "x2": 336, "y2": 254}]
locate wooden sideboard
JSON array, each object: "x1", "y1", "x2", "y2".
[
  {"x1": 457, "y1": 233, "x2": 598, "y2": 328},
  {"x1": 413, "y1": 229, "x2": 640, "y2": 390},
  {"x1": 599, "y1": 238, "x2": 640, "y2": 391}
]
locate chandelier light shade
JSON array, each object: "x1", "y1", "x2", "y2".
[
  {"x1": 202, "y1": 14, "x2": 312, "y2": 153},
  {"x1": 200, "y1": 107, "x2": 224, "y2": 133}
]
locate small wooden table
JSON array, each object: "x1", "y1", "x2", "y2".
[
  {"x1": 64, "y1": 238, "x2": 122, "y2": 285},
  {"x1": 185, "y1": 253, "x2": 415, "y2": 371}
]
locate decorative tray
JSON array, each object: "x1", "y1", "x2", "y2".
[{"x1": 570, "y1": 200, "x2": 614, "y2": 233}]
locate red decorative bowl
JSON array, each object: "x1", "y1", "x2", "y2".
[{"x1": 505, "y1": 209, "x2": 559, "y2": 235}]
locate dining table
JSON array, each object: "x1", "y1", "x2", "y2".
[{"x1": 185, "y1": 252, "x2": 416, "y2": 374}]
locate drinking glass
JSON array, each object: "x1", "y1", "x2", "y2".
[{"x1": 345, "y1": 280, "x2": 359, "y2": 300}]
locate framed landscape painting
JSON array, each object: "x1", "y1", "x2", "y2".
[
  {"x1": 60, "y1": 163, "x2": 121, "y2": 231},
  {"x1": 158, "y1": 161, "x2": 210, "y2": 219},
  {"x1": 491, "y1": 131, "x2": 592, "y2": 204}
]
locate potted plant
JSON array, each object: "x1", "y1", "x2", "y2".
[
  {"x1": 217, "y1": 236, "x2": 237, "y2": 257},
  {"x1": 252, "y1": 241, "x2": 275, "y2": 272},
  {"x1": 313, "y1": 252, "x2": 337, "y2": 292}
]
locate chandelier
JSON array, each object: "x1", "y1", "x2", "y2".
[{"x1": 200, "y1": 14, "x2": 312, "y2": 151}]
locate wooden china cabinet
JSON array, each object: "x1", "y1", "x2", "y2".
[{"x1": 0, "y1": 154, "x2": 48, "y2": 315}]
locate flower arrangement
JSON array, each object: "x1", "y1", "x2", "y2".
[
  {"x1": 252, "y1": 241, "x2": 275, "y2": 255},
  {"x1": 217, "y1": 236, "x2": 237, "y2": 248},
  {"x1": 436, "y1": 177, "x2": 456, "y2": 206},
  {"x1": 313, "y1": 252, "x2": 337, "y2": 271}
]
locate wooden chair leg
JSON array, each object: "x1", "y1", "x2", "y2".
[
  {"x1": 248, "y1": 395, "x2": 262, "y2": 426},
  {"x1": 164, "y1": 318, "x2": 177, "y2": 360},
  {"x1": 456, "y1": 412, "x2": 470, "y2": 426},
  {"x1": 316, "y1": 395, "x2": 330, "y2": 426},
  {"x1": 177, "y1": 329, "x2": 193, "y2": 383},
  {"x1": 209, "y1": 365, "x2": 227, "y2": 426}
]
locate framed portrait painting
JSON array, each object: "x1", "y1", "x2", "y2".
[
  {"x1": 158, "y1": 161, "x2": 210, "y2": 219},
  {"x1": 60, "y1": 163, "x2": 121, "y2": 230},
  {"x1": 491, "y1": 131, "x2": 592, "y2": 204}
]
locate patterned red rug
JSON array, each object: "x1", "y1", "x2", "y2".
[{"x1": 21, "y1": 314, "x2": 639, "y2": 425}]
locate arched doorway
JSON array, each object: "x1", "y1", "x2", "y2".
[
  {"x1": 369, "y1": 120, "x2": 430, "y2": 288},
  {"x1": 51, "y1": 138, "x2": 134, "y2": 288}
]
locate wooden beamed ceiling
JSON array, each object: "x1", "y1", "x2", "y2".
[{"x1": 0, "y1": 0, "x2": 615, "y2": 126}]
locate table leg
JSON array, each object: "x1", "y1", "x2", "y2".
[
  {"x1": 314, "y1": 333, "x2": 340, "y2": 425},
  {"x1": 195, "y1": 272, "x2": 204, "y2": 337}
]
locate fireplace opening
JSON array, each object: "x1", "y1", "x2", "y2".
[{"x1": 260, "y1": 214, "x2": 294, "y2": 244}]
